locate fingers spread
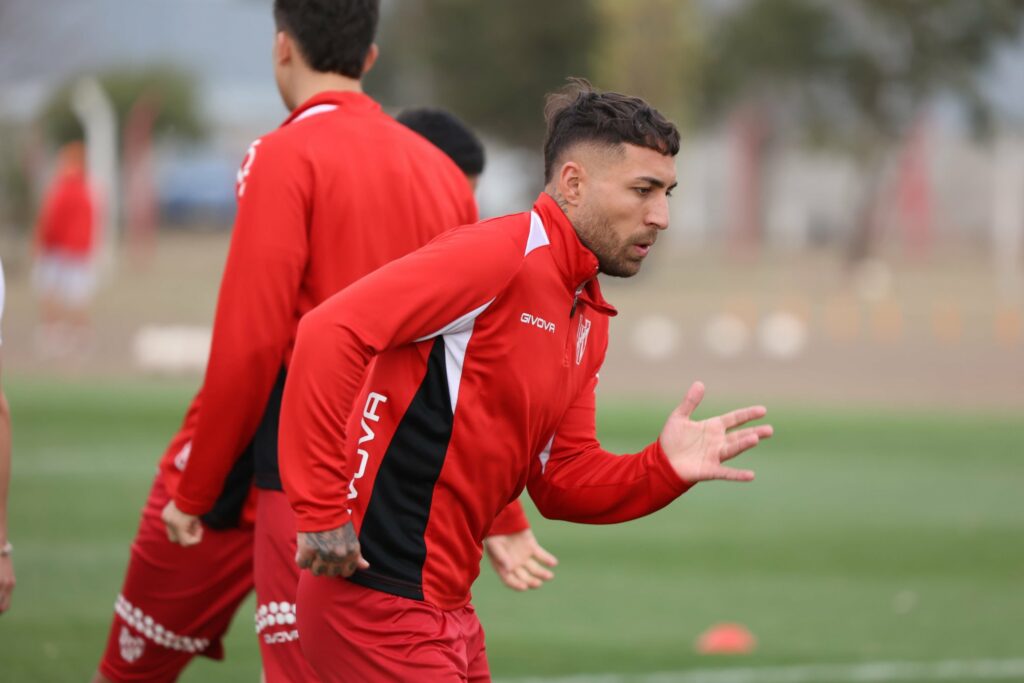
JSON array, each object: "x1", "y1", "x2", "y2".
[
  {"x1": 524, "y1": 558, "x2": 555, "y2": 581},
  {"x1": 723, "y1": 425, "x2": 773, "y2": 460},
  {"x1": 501, "y1": 572, "x2": 529, "y2": 592},
  {"x1": 533, "y1": 545, "x2": 559, "y2": 567},
  {"x1": 720, "y1": 405, "x2": 768, "y2": 430},
  {"x1": 675, "y1": 381, "x2": 705, "y2": 419},
  {"x1": 721, "y1": 433, "x2": 762, "y2": 461},
  {"x1": 513, "y1": 565, "x2": 543, "y2": 589},
  {"x1": 714, "y1": 466, "x2": 756, "y2": 482}
]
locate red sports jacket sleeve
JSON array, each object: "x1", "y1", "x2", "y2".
[
  {"x1": 527, "y1": 374, "x2": 692, "y2": 524},
  {"x1": 487, "y1": 499, "x2": 530, "y2": 536},
  {"x1": 280, "y1": 222, "x2": 526, "y2": 532},
  {"x1": 174, "y1": 139, "x2": 310, "y2": 515}
]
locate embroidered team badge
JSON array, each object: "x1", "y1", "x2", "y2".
[
  {"x1": 575, "y1": 316, "x2": 591, "y2": 365},
  {"x1": 236, "y1": 139, "x2": 262, "y2": 198},
  {"x1": 119, "y1": 626, "x2": 145, "y2": 663}
]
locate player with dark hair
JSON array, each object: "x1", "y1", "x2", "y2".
[
  {"x1": 280, "y1": 78, "x2": 773, "y2": 682},
  {"x1": 397, "y1": 108, "x2": 486, "y2": 187},
  {"x1": 93, "y1": 2, "x2": 538, "y2": 682}
]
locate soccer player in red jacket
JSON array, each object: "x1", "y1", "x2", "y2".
[
  {"x1": 279, "y1": 79, "x2": 774, "y2": 682},
  {"x1": 94, "y1": 2, "x2": 543, "y2": 682},
  {"x1": 33, "y1": 140, "x2": 97, "y2": 356}
]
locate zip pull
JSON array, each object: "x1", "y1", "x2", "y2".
[{"x1": 569, "y1": 285, "x2": 585, "y2": 318}]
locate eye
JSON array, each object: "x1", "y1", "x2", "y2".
[
  {"x1": 634, "y1": 187, "x2": 651, "y2": 196},
  {"x1": 666, "y1": 189, "x2": 674, "y2": 198}
]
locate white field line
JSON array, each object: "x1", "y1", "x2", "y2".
[{"x1": 497, "y1": 658, "x2": 1024, "y2": 683}]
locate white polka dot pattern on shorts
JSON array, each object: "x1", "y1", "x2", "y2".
[
  {"x1": 254, "y1": 601, "x2": 298, "y2": 634},
  {"x1": 114, "y1": 594, "x2": 210, "y2": 654}
]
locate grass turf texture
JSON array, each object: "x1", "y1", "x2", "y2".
[{"x1": 0, "y1": 378, "x2": 1020, "y2": 682}]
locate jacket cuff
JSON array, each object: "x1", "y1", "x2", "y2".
[
  {"x1": 295, "y1": 509, "x2": 353, "y2": 534},
  {"x1": 487, "y1": 499, "x2": 531, "y2": 536},
  {"x1": 173, "y1": 491, "x2": 212, "y2": 517},
  {"x1": 652, "y1": 439, "x2": 694, "y2": 495}
]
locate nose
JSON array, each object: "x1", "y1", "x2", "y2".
[{"x1": 646, "y1": 195, "x2": 670, "y2": 231}]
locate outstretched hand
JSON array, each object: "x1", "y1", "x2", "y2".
[
  {"x1": 296, "y1": 521, "x2": 370, "y2": 578},
  {"x1": 483, "y1": 528, "x2": 558, "y2": 591},
  {"x1": 660, "y1": 381, "x2": 772, "y2": 484}
]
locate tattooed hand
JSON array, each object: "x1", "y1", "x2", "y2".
[{"x1": 295, "y1": 522, "x2": 369, "y2": 577}]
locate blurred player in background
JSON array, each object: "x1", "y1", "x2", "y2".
[
  {"x1": 397, "y1": 107, "x2": 485, "y2": 189},
  {"x1": 0, "y1": 257, "x2": 14, "y2": 615},
  {"x1": 95, "y1": 2, "x2": 548, "y2": 682},
  {"x1": 33, "y1": 140, "x2": 97, "y2": 357}
]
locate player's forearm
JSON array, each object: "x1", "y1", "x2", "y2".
[
  {"x1": 280, "y1": 309, "x2": 375, "y2": 531},
  {"x1": 528, "y1": 440, "x2": 690, "y2": 524},
  {"x1": 173, "y1": 349, "x2": 282, "y2": 514},
  {"x1": 174, "y1": 253, "x2": 302, "y2": 514},
  {"x1": 0, "y1": 392, "x2": 11, "y2": 543}
]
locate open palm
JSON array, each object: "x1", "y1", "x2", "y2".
[{"x1": 660, "y1": 381, "x2": 772, "y2": 484}]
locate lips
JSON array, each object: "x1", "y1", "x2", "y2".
[{"x1": 632, "y1": 234, "x2": 656, "y2": 257}]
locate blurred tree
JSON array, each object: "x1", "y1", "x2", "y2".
[
  {"x1": 0, "y1": 122, "x2": 38, "y2": 237},
  {"x1": 700, "y1": 0, "x2": 1024, "y2": 260},
  {"x1": 374, "y1": 0, "x2": 599, "y2": 148},
  {"x1": 589, "y1": 0, "x2": 704, "y2": 128},
  {"x1": 40, "y1": 66, "x2": 205, "y2": 147}
]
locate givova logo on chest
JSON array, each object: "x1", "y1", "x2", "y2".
[{"x1": 520, "y1": 312, "x2": 556, "y2": 333}]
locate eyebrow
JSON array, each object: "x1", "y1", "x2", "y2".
[{"x1": 636, "y1": 176, "x2": 678, "y2": 191}]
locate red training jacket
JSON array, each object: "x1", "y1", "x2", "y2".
[
  {"x1": 158, "y1": 91, "x2": 532, "y2": 532},
  {"x1": 280, "y1": 192, "x2": 692, "y2": 609},
  {"x1": 36, "y1": 169, "x2": 95, "y2": 256}
]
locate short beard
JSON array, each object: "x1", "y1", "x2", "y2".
[{"x1": 572, "y1": 204, "x2": 640, "y2": 278}]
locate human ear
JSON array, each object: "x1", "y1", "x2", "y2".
[
  {"x1": 557, "y1": 161, "x2": 585, "y2": 207},
  {"x1": 274, "y1": 31, "x2": 291, "y2": 67},
  {"x1": 361, "y1": 43, "x2": 380, "y2": 76}
]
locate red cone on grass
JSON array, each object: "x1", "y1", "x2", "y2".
[{"x1": 695, "y1": 622, "x2": 757, "y2": 655}]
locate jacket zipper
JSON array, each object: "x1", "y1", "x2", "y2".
[{"x1": 564, "y1": 285, "x2": 586, "y2": 366}]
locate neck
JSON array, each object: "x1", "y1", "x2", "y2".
[
  {"x1": 289, "y1": 71, "x2": 363, "y2": 111},
  {"x1": 543, "y1": 186, "x2": 571, "y2": 216}
]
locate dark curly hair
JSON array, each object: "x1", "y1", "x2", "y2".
[
  {"x1": 542, "y1": 78, "x2": 680, "y2": 182},
  {"x1": 273, "y1": 0, "x2": 379, "y2": 79}
]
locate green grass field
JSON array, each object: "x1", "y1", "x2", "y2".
[{"x1": 0, "y1": 377, "x2": 1021, "y2": 682}]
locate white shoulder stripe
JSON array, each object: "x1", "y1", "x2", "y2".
[
  {"x1": 292, "y1": 103, "x2": 339, "y2": 123},
  {"x1": 415, "y1": 299, "x2": 494, "y2": 343},
  {"x1": 526, "y1": 211, "x2": 550, "y2": 255}
]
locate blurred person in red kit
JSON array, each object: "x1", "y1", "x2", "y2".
[{"x1": 33, "y1": 140, "x2": 97, "y2": 356}]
